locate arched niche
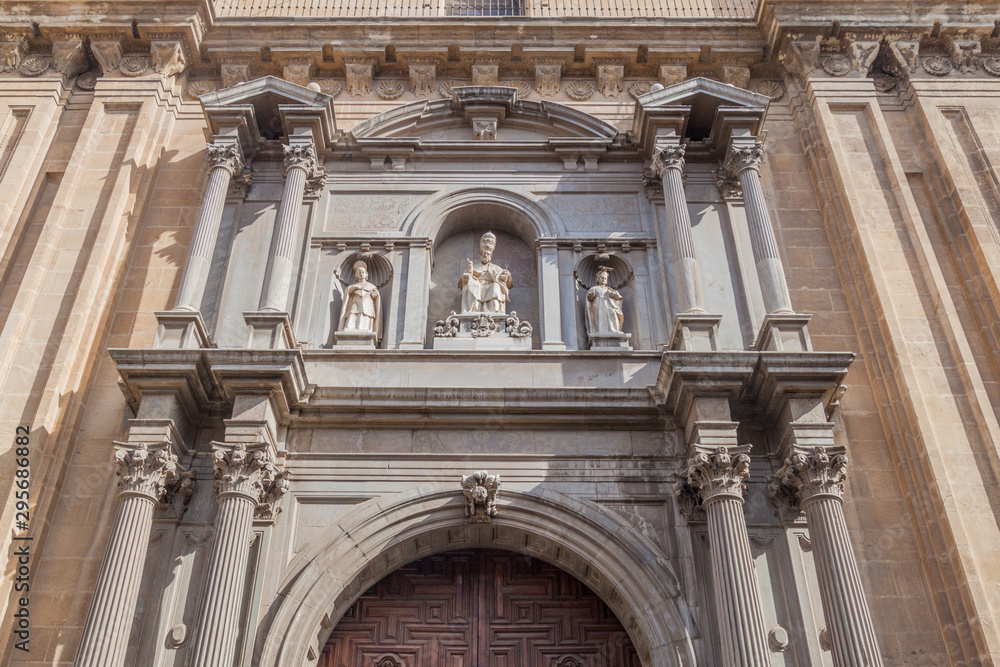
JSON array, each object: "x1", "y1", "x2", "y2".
[{"x1": 254, "y1": 486, "x2": 698, "y2": 667}]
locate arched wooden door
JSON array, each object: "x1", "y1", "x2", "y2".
[{"x1": 320, "y1": 549, "x2": 641, "y2": 667}]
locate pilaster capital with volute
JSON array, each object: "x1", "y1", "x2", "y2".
[
  {"x1": 282, "y1": 141, "x2": 320, "y2": 174},
  {"x1": 114, "y1": 441, "x2": 193, "y2": 507},
  {"x1": 206, "y1": 141, "x2": 247, "y2": 176},
  {"x1": 724, "y1": 142, "x2": 765, "y2": 178},
  {"x1": 676, "y1": 444, "x2": 752, "y2": 507},
  {"x1": 650, "y1": 141, "x2": 685, "y2": 177},
  {"x1": 770, "y1": 445, "x2": 848, "y2": 511},
  {"x1": 212, "y1": 442, "x2": 289, "y2": 518}
]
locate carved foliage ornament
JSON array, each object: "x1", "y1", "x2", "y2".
[
  {"x1": 114, "y1": 442, "x2": 193, "y2": 511},
  {"x1": 725, "y1": 143, "x2": 764, "y2": 178},
  {"x1": 461, "y1": 470, "x2": 500, "y2": 523},
  {"x1": 283, "y1": 142, "x2": 320, "y2": 174},
  {"x1": 771, "y1": 447, "x2": 848, "y2": 509},
  {"x1": 650, "y1": 144, "x2": 685, "y2": 177},
  {"x1": 206, "y1": 142, "x2": 245, "y2": 176},
  {"x1": 676, "y1": 446, "x2": 751, "y2": 504},
  {"x1": 212, "y1": 442, "x2": 289, "y2": 518}
]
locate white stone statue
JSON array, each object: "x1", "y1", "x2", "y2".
[
  {"x1": 586, "y1": 266, "x2": 625, "y2": 336},
  {"x1": 458, "y1": 231, "x2": 512, "y2": 314},
  {"x1": 337, "y1": 260, "x2": 382, "y2": 342}
]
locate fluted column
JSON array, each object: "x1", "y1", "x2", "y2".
[
  {"x1": 75, "y1": 443, "x2": 191, "y2": 667},
  {"x1": 188, "y1": 443, "x2": 288, "y2": 667},
  {"x1": 679, "y1": 445, "x2": 770, "y2": 667},
  {"x1": 174, "y1": 141, "x2": 248, "y2": 312},
  {"x1": 773, "y1": 447, "x2": 883, "y2": 667},
  {"x1": 652, "y1": 140, "x2": 705, "y2": 314},
  {"x1": 725, "y1": 141, "x2": 793, "y2": 314},
  {"x1": 260, "y1": 140, "x2": 321, "y2": 312}
]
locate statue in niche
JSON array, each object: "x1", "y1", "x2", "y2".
[
  {"x1": 337, "y1": 260, "x2": 382, "y2": 342},
  {"x1": 458, "y1": 231, "x2": 512, "y2": 314},
  {"x1": 586, "y1": 266, "x2": 625, "y2": 336}
]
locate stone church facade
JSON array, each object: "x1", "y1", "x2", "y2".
[{"x1": 1, "y1": 0, "x2": 999, "y2": 665}]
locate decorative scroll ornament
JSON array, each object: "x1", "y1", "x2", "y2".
[
  {"x1": 724, "y1": 143, "x2": 764, "y2": 178},
  {"x1": 675, "y1": 446, "x2": 751, "y2": 505},
  {"x1": 922, "y1": 56, "x2": 953, "y2": 77},
  {"x1": 283, "y1": 143, "x2": 320, "y2": 174},
  {"x1": 769, "y1": 446, "x2": 848, "y2": 510},
  {"x1": 505, "y1": 311, "x2": 532, "y2": 338},
  {"x1": 119, "y1": 56, "x2": 150, "y2": 77},
  {"x1": 461, "y1": 470, "x2": 500, "y2": 523},
  {"x1": 820, "y1": 54, "x2": 852, "y2": 77},
  {"x1": 18, "y1": 55, "x2": 48, "y2": 77},
  {"x1": 470, "y1": 313, "x2": 498, "y2": 337},
  {"x1": 212, "y1": 442, "x2": 289, "y2": 518},
  {"x1": 114, "y1": 442, "x2": 189, "y2": 506},
  {"x1": 206, "y1": 142, "x2": 245, "y2": 176},
  {"x1": 715, "y1": 168, "x2": 742, "y2": 200},
  {"x1": 565, "y1": 81, "x2": 594, "y2": 100},
  {"x1": 650, "y1": 144, "x2": 685, "y2": 177},
  {"x1": 433, "y1": 311, "x2": 460, "y2": 337}
]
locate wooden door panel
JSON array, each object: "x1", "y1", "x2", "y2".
[{"x1": 323, "y1": 550, "x2": 639, "y2": 667}]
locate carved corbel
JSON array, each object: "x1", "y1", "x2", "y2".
[
  {"x1": 472, "y1": 58, "x2": 501, "y2": 86},
  {"x1": 149, "y1": 38, "x2": 188, "y2": 78},
  {"x1": 721, "y1": 63, "x2": 751, "y2": 89},
  {"x1": 52, "y1": 36, "x2": 89, "y2": 79},
  {"x1": 884, "y1": 40, "x2": 920, "y2": 79},
  {"x1": 90, "y1": 35, "x2": 125, "y2": 75},
  {"x1": 408, "y1": 58, "x2": 437, "y2": 97},
  {"x1": 278, "y1": 58, "x2": 313, "y2": 87},
  {"x1": 220, "y1": 57, "x2": 254, "y2": 88},
  {"x1": 345, "y1": 58, "x2": 375, "y2": 96},
  {"x1": 948, "y1": 38, "x2": 982, "y2": 74},
  {"x1": 533, "y1": 59, "x2": 562, "y2": 97},
  {"x1": 658, "y1": 62, "x2": 687, "y2": 87},
  {"x1": 461, "y1": 471, "x2": 500, "y2": 523},
  {"x1": 847, "y1": 39, "x2": 880, "y2": 77},
  {"x1": 0, "y1": 34, "x2": 27, "y2": 73},
  {"x1": 781, "y1": 35, "x2": 822, "y2": 79},
  {"x1": 595, "y1": 59, "x2": 626, "y2": 97}
]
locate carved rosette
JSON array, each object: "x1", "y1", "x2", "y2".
[
  {"x1": 114, "y1": 442, "x2": 187, "y2": 505},
  {"x1": 724, "y1": 143, "x2": 764, "y2": 178},
  {"x1": 771, "y1": 447, "x2": 848, "y2": 510},
  {"x1": 212, "y1": 442, "x2": 289, "y2": 518},
  {"x1": 676, "y1": 446, "x2": 751, "y2": 505},
  {"x1": 650, "y1": 144, "x2": 685, "y2": 177},
  {"x1": 461, "y1": 470, "x2": 500, "y2": 523},
  {"x1": 534, "y1": 60, "x2": 562, "y2": 97}
]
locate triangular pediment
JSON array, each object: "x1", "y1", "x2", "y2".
[
  {"x1": 200, "y1": 76, "x2": 336, "y2": 150},
  {"x1": 632, "y1": 77, "x2": 770, "y2": 158},
  {"x1": 352, "y1": 86, "x2": 619, "y2": 144}
]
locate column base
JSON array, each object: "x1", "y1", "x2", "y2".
[
  {"x1": 153, "y1": 310, "x2": 213, "y2": 349},
  {"x1": 243, "y1": 311, "x2": 297, "y2": 350},
  {"x1": 334, "y1": 329, "x2": 377, "y2": 349},
  {"x1": 588, "y1": 332, "x2": 632, "y2": 350},
  {"x1": 753, "y1": 313, "x2": 813, "y2": 352},
  {"x1": 668, "y1": 313, "x2": 722, "y2": 351}
]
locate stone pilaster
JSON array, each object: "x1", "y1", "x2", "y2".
[
  {"x1": 187, "y1": 442, "x2": 288, "y2": 667},
  {"x1": 260, "y1": 137, "x2": 323, "y2": 312},
  {"x1": 74, "y1": 443, "x2": 190, "y2": 667},
  {"x1": 677, "y1": 440, "x2": 771, "y2": 667},
  {"x1": 772, "y1": 445, "x2": 883, "y2": 667}
]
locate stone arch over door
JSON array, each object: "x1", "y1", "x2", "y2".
[{"x1": 254, "y1": 486, "x2": 698, "y2": 667}]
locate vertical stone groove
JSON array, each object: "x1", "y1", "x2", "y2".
[
  {"x1": 174, "y1": 164, "x2": 233, "y2": 311},
  {"x1": 261, "y1": 164, "x2": 308, "y2": 311}
]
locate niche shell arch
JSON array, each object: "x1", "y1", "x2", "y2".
[
  {"x1": 256, "y1": 486, "x2": 698, "y2": 667},
  {"x1": 402, "y1": 187, "x2": 558, "y2": 246}
]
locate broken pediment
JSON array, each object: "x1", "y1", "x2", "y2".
[
  {"x1": 632, "y1": 77, "x2": 770, "y2": 160},
  {"x1": 200, "y1": 76, "x2": 337, "y2": 155},
  {"x1": 351, "y1": 85, "x2": 619, "y2": 145}
]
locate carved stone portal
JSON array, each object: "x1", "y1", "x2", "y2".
[{"x1": 461, "y1": 470, "x2": 500, "y2": 523}]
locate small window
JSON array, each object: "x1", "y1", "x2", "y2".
[{"x1": 445, "y1": 0, "x2": 524, "y2": 16}]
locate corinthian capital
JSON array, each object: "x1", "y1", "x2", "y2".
[
  {"x1": 650, "y1": 142, "x2": 685, "y2": 177},
  {"x1": 206, "y1": 142, "x2": 246, "y2": 176},
  {"x1": 770, "y1": 446, "x2": 848, "y2": 510},
  {"x1": 282, "y1": 142, "x2": 319, "y2": 174},
  {"x1": 212, "y1": 442, "x2": 289, "y2": 518},
  {"x1": 676, "y1": 445, "x2": 751, "y2": 506},
  {"x1": 114, "y1": 442, "x2": 185, "y2": 503},
  {"x1": 724, "y1": 143, "x2": 764, "y2": 178}
]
